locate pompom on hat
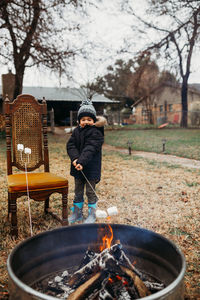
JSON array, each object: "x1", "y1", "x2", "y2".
[{"x1": 77, "y1": 99, "x2": 96, "y2": 122}]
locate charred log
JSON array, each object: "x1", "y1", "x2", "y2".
[
  {"x1": 67, "y1": 243, "x2": 151, "y2": 299},
  {"x1": 106, "y1": 279, "x2": 131, "y2": 300},
  {"x1": 38, "y1": 240, "x2": 165, "y2": 300},
  {"x1": 120, "y1": 266, "x2": 151, "y2": 298},
  {"x1": 67, "y1": 272, "x2": 110, "y2": 300},
  {"x1": 78, "y1": 249, "x2": 98, "y2": 269},
  {"x1": 68, "y1": 244, "x2": 122, "y2": 288},
  {"x1": 144, "y1": 281, "x2": 165, "y2": 292},
  {"x1": 98, "y1": 288, "x2": 113, "y2": 300}
]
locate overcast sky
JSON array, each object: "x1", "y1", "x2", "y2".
[{"x1": 1, "y1": 0, "x2": 199, "y2": 87}]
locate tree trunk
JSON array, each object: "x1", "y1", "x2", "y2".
[
  {"x1": 180, "y1": 76, "x2": 188, "y2": 128},
  {"x1": 149, "y1": 109, "x2": 153, "y2": 125},
  {"x1": 14, "y1": 67, "x2": 24, "y2": 99}
]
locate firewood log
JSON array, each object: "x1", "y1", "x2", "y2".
[
  {"x1": 98, "y1": 288, "x2": 113, "y2": 300},
  {"x1": 107, "y1": 279, "x2": 131, "y2": 300},
  {"x1": 118, "y1": 249, "x2": 143, "y2": 279},
  {"x1": 144, "y1": 281, "x2": 165, "y2": 292},
  {"x1": 68, "y1": 244, "x2": 121, "y2": 288},
  {"x1": 67, "y1": 243, "x2": 151, "y2": 299},
  {"x1": 78, "y1": 249, "x2": 98, "y2": 269},
  {"x1": 67, "y1": 272, "x2": 101, "y2": 300},
  {"x1": 67, "y1": 272, "x2": 110, "y2": 300},
  {"x1": 120, "y1": 266, "x2": 151, "y2": 298}
]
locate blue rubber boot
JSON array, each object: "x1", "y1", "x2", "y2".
[
  {"x1": 68, "y1": 202, "x2": 83, "y2": 224},
  {"x1": 84, "y1": 203, "x2": 96, "y2": 224}
]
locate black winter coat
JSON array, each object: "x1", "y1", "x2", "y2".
[{"x1": 67, "y1": 117, "x2": 106, "y2": 182}]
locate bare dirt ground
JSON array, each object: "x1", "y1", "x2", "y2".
[{"x1": 0, "y1": 131, "x2": 199, "y2": 299}]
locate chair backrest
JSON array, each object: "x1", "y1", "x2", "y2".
[{"x1": 5, "y1": 94, "x2": 49, "y2": 174}]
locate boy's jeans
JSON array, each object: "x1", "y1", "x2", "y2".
[{"x1": 74, "y1": 178, "x2": 98, "y2": 204}]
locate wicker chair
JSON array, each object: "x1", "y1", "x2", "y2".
[{"x1": 5, "y1": 94, "x2": 68, "y2": 236}]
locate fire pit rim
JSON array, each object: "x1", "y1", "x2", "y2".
[{"x1": 7, "y1": 223, "x2": 186, "y2": 300}]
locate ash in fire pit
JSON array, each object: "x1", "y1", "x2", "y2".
[{"x1": 33, "y1": 225, "x2": 164, "y2": 299}]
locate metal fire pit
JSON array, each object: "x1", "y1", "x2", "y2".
[{"x1": 7, "y1": 224, "x2": 186, "y2": 300}]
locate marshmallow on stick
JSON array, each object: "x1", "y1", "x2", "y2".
[
  {"x1": 96, "y1": 210, "x2": 108, "y2": 218},
  {"x1": 17, "y1": 144, "x2": 24, "y2": 161},
  {"x1": 107, "y1": 206, "x2": 118, "y2": 216},
  {"x1": 17, "y1": 144, "x2": 24, "y2": 151},
  {"x1": 24, "y1": 147, "x2": 31, "y2": 163},
  {"x1": 96, "y1": 206, "x2": 118, "y2": 219},
  {"x1": 24, "y1": 147, "x2": 31, "y2": 154}
]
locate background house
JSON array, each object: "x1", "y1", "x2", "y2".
[
  {"x1": 133, "y1": 83, "x2": 200, "y2": 125},
  {"x1": 21, "y1": 86, "x2": 118, "y2": 126},
  {"x1": 0, "y1": 72, "x2": 118, "y2": 126}
]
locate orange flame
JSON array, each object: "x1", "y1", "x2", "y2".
[
  {"x1": 108, "y1": 277, "x2": 114, "y2": 283},
  {"x1": 116, "y1": 275, "x2": 128, "y2": 285},
  {"x1": 99, "y1": 224, "x2": 113, "y2": 252}
]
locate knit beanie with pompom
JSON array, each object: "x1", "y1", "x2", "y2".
[{"x1": 77, "y1": 99, "x2": 96, "y2": 123}]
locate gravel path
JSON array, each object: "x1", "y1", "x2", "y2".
[{"x1": 103, "y1": 144, "x2": 200, "y2": 169}]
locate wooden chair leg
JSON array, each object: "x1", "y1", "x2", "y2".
[
  {"x1": 10, "y1": 195, "x2": 18, "y2": 237},
  {"x1": 62, "y1": 190, "x2": 68, "y2": 226},
  {"x1": 8, "y1": 192, "x2": 11, "y2": 220},
  {"x1": 44, "y1": 197, "x2": 50, "y2": 214}
]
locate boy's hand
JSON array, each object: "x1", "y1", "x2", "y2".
[
  {"x1": 72, "y1": 159, "x2": 77, "y2": 166},
  {"x1": 75, "y1": 163, "x2": 83, "y2": 171}
]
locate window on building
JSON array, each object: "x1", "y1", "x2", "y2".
[
  {"x1": 169, "y1": 104, "x2": 173, "y2": 112},
  {"x1": 160, "y1": 105, "x2": 163, "y2": 112},
  {"x1": 142, "y1": 108, "x2": 150, "y2": 120},
  {"x1": 142, "y1": 108, "x2": 147, "y2": 116}
]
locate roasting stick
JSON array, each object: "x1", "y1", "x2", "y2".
[
  {"x1": 80, "y1": 170, "x2": 105, "y2": 203},
  {"x1": 17, "y1": 145, "x2": 33, "y2": 236},
  {"x1": 24, "y1": 148, "x2": 33, "y2": 236},
  {"x1": 80, "y1": 170, "x2": 118, "y2": 220},
  {"x1": 24, "y1": 162, "x2": 33, "y2": 236}
]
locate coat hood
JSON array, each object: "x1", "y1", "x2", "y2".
[{"x1": 94, "y1": 116, "x2": 107, "y2": 127}]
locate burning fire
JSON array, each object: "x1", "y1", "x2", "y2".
[
  {"x1": 99, "y1": 224, "x2": 113, "y2": 252},
  {"x1": 108, "y1": 275, "x2": 129, "y2": 286},
  {"x1": 108, "y1": 277, "x2": 114, "y2": 283},
  {"x1": 116, "y1": 275, "x2": 129, "y2": 285}
]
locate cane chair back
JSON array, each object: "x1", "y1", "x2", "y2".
[
  {"x1": 5, "y1": 94, "x2": 68, "y2": 236},
  {"x1": 9, "y1": 96, "x2": 44, "y2": 172}
]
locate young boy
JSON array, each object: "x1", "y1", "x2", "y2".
[{"x1": 67, "y1": 99, "x2": 107, "y2": 224}]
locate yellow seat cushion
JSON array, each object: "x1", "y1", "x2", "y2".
[{"x1": 7, "y1": 172, "x2": 68, "y2": 193}]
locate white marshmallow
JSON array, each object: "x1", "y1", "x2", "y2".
[
  {"x1": 24, "y1": 147, "x2": 31, "y2": 154},
  {"x1": 107, "y1": 206, "x2": 118, "y2": 216},
  {"x1": 96, "y1": 209, "x2": 107, "y2": 218},
  {"x1": 17, "y1": 144, "x2": 24, "y2": 151}
]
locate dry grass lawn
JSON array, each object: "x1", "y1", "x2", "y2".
[{"x1": 0, "y1": 134, "x2": 199, "y2": 299}]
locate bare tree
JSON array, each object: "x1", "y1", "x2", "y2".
[
  {"x1": 122, "y1": 0, "x2": 200, "y2": 127},
  {"x1": 92, "y1": 59, "x2": 136, "y2": 109},
  {"x1": 69, "y1": 84, "x2": 98, "y2": 101},
  {"x1": 125, "y1": 53, "x2": 159, "y2": 124},
  {"x1": 0, "y1": 0, "x2": 81, "y2": 98}
]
